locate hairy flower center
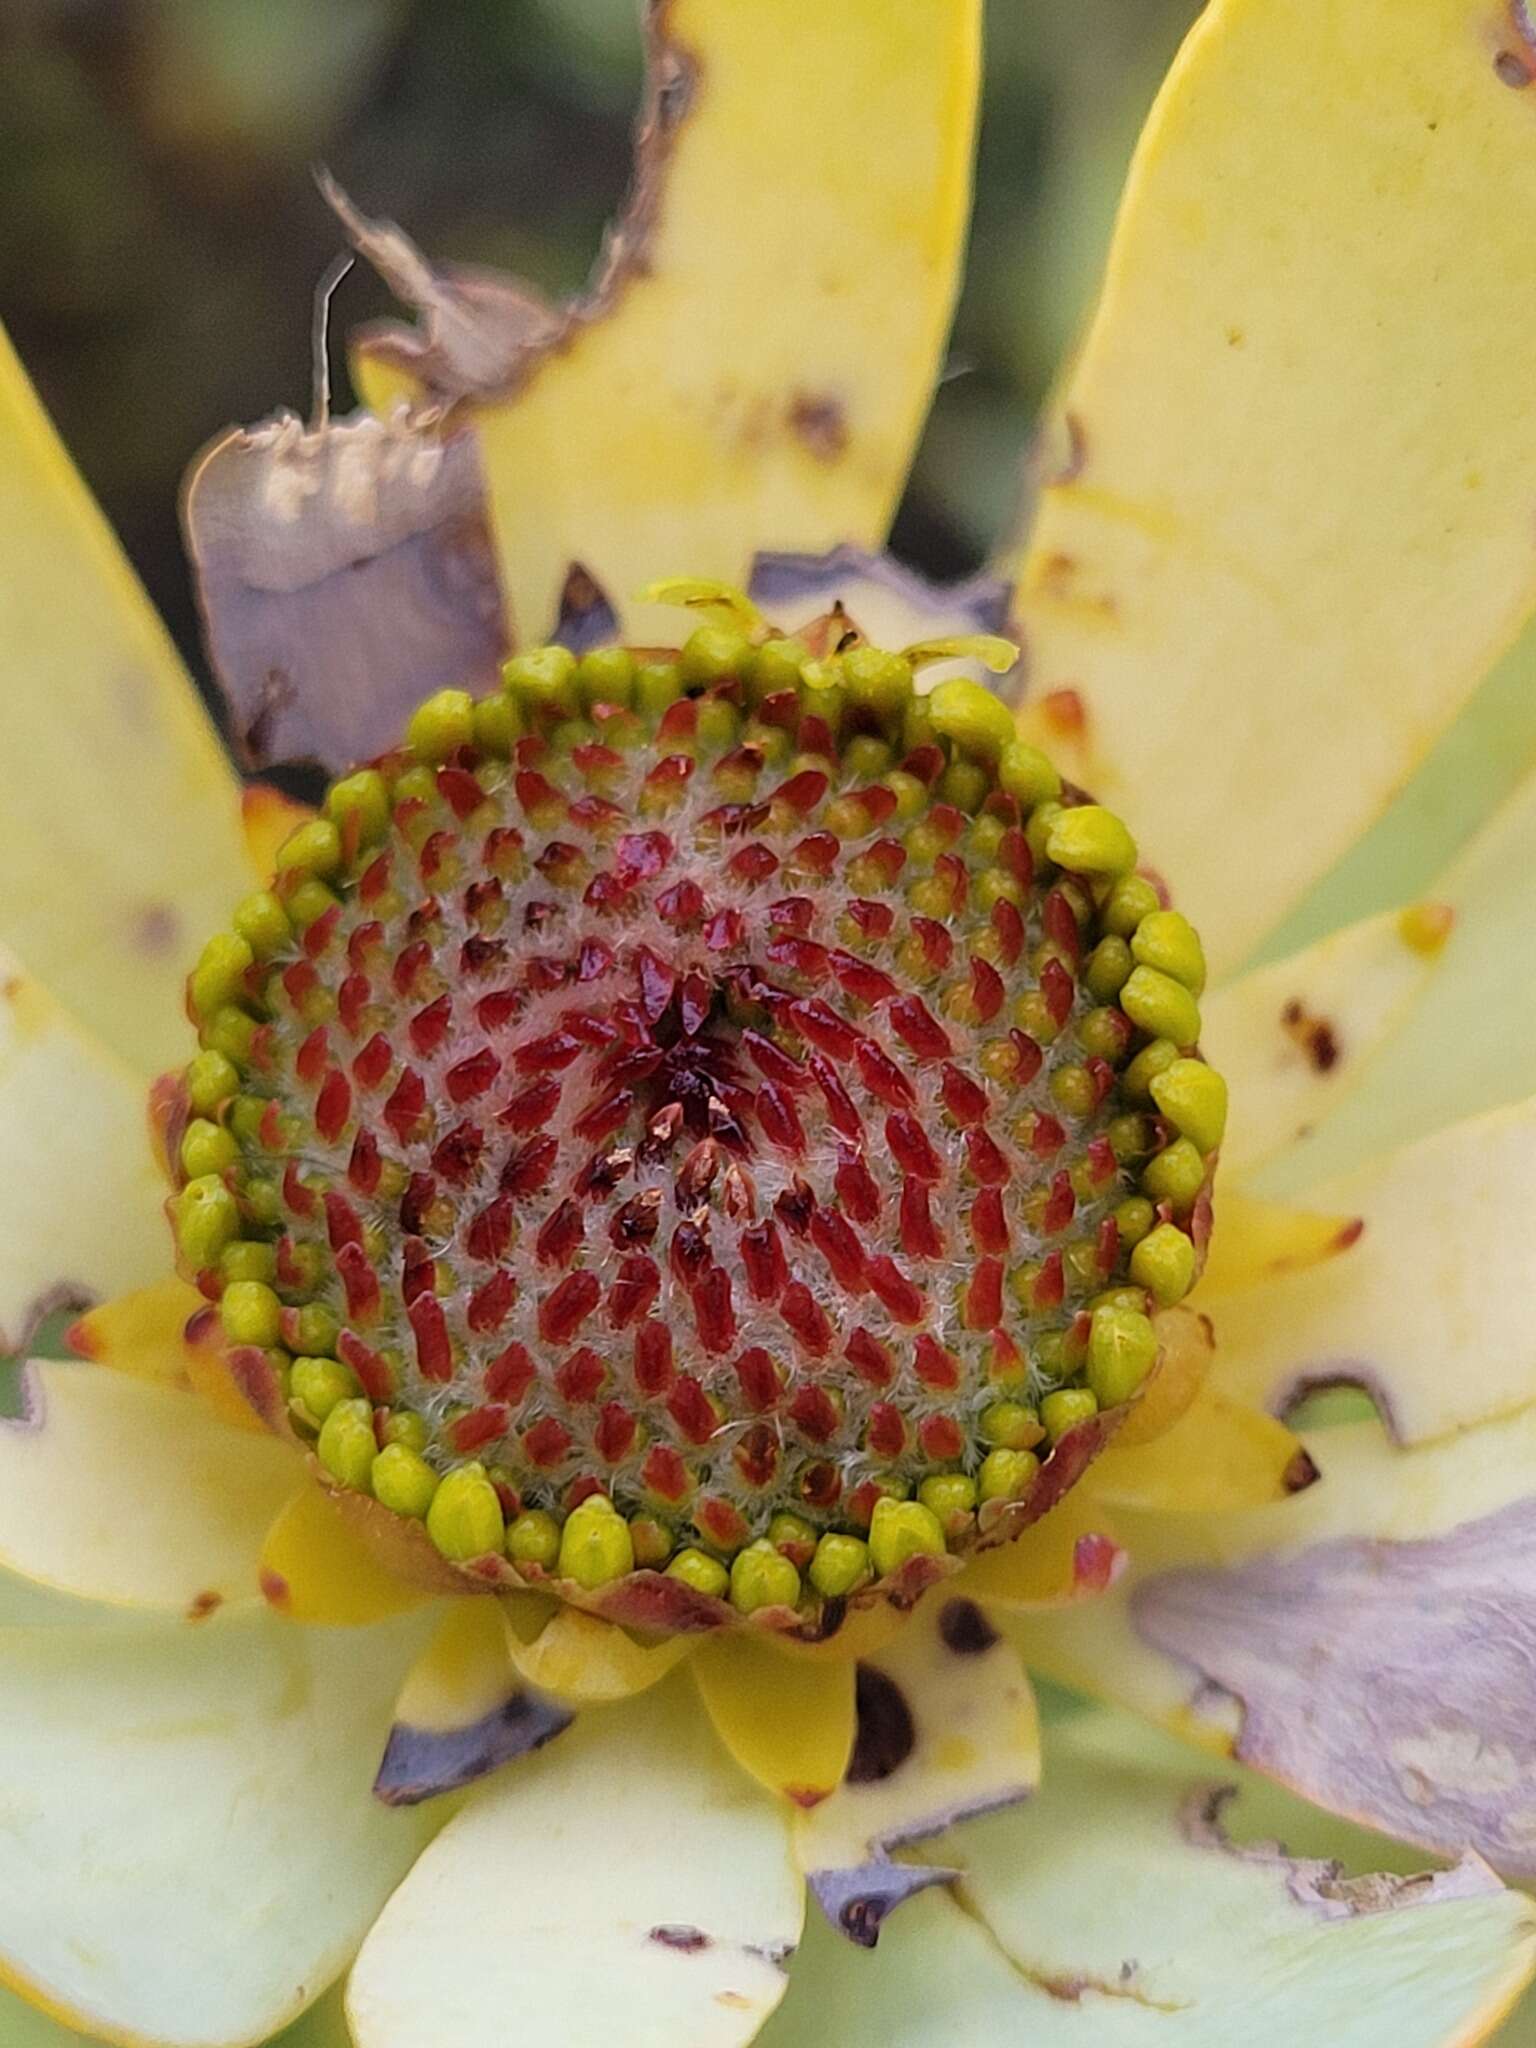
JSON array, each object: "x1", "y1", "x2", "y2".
[{"x1": 169, "y1": 606, "x2": 1225, "y2": 1627}]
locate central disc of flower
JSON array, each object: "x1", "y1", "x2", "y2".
[{"x1": 170, "y1": 610, "x2": 1225, "y2": 1628}]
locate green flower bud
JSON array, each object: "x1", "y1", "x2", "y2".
[
  {"x1": 667, "y1": 1547, "x2": 731, "y2": 1600},
  {"x1": 472, "y1": 692, "x2": 523, "y2": 757},
  {"x1": 575, "y1": 645, "x2": 637, "y2": 709},
  {"x1": 219, "y1": 1280, "x2": 282, "y2": 1348},
  {"x1": 842, "y1": 646, "x2": 913, "y2": 725},
  {"x1": 289, "y1": 1355, "x2": 356, "y2": 1426},
  {"x1": 408, "y1": 688, "x2": 477, "y2": 761},
  {"x1": 318, "y1": 1398, "x2": 377, "y2": 1491},
  {"x1": 231, "y1": 891, "x2": 291, "y2": 959},
  {"x1": 291, "y1": 1302, "x2": 341, "y2": 1358},
  {"x1": 274, "y1": 818, "x2": 343, "y2": 879},
  {"x1": 188, "y1": 933, "x2": 253, "y2": 1021},
  {"x1": 977, "y1": 1446, "x2": 1040, "y2": 1502},
  {"x1": 504, "y1": 645, "x2": 578, "y2": 715},
  {"x1": 1114, "y1": 1195, "x2": 1157, "y2": 1247},
  {"x1": 199, "y1": 1006, "x2": 257, "y2": 1066},
  {"x1": 1124, "y1": 1036, "x2": 1181, "y2": 1101},
  {"x1": 938, "y1": 757, "x2": 989, "y2": 813},
  {"x1": 635, "y1": 660, "x2": 682, "y2": 719},
  {"x1": 506, "y1": 1508, "x2": 561, "y2": 1569},
  {"x1": 426, "y1": 1462, "x2": 505, "y2": 1561},
  {"x1": 219, "y1": 1239, "x2": 277, "y2": 1286},
  {"x1": 1142, "y1": 1136, "x2": 1207, "y2": 1211},
  {"x1": 979, "y1": 1400, "x2": 1043, "y2": 1450},
  {"x1": 1086, "y1": 1304, "x2": 1160, "y2": 1408},
  {"x1": 1083, "y1": 934, "x2": 1133, "y2": 1001},
  {"x1": 868, "y1": 1496, "x2": 947, "y2": 1577},
  {"x1": 767, "y1": 1512, "x2": 817, "y2": 1556},
  {"x1": 680, "y1": 625, "x2": 752, "y2": 687},
  {"x1": 882, "y1": 768, "x2": 928, "y2": 821},
  {"x1": 1045, "y1": 804, "x2": 1137, "y2": 877},
  {"x1": 729, "y1": 1538, "x2": 801, "y2": 1614},
  {"x1": 284, "y1": 877, "x2": 339, "y2": 931},
  {"x1": 1131, "y1": 909, "x2": 1207, "y2": 995},
  {"x1": 557, "y1": 1494, "x2": 635, "y2": 1589},
  {"x1": 694, "y1": 697, "x2": 740, "y2": 752},
  {"x1": 1150, "y1": 1058, "x2": 1229, "y2": 1154},
  {"x1": 175, "y1": 1174, "x2": 239, "y2": 1267},
  {"x1": 917, "y1": 1473, "x2": 978, "y2": 1531},
  {"x1": 1040, "y1": 1388, "x2": 1099, "y2": 1442},
  {"x1": 1103, "y1": 873, "x2": 1161, "y2": 937},
  {"x1": 842, "y1": 734, "x2": 895, "y2": 780},
  {"x1": 1130, "y1": 1222, "x2": 1198, "y2": 1306},
  {"x1": 927, "y1": 677, "x2": 1015, "y2": 759},
  {"x1": 180, "y1": 1118, "x2": 238, "y2": 1180},
  {"x1": 374, "y1": 1409, "x2": 427, "y2": 1454},
  {"x1": 371, "y1": 1441, "x2": 440, "y2": 1519},
  {"x1": 1025, "y1": 799, "x2": 1065, "y2": 864},
  {"x1": 325, "y1": 769, "x2": 392, "y2": 848},
  {"x1": 808, "y1": 1531, "x2": 872, "y2": 1598},
  {"x1": 998, "y1": 738, "x2": 1062, "y2": 808}
]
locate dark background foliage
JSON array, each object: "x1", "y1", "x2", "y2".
[{"x1": 0, "y1": 0, "x2": 1199, "y2": 688}]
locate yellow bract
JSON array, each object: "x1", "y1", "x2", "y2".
[
  {"x1": 63, "y1": 1276, "x2": 202, "y2": 1385},
  {"x1": 0, "y1": 328, "x2": 248, "y2": 1076},
  {"x1": 260, "y1": 1486, "x2": 436, "y2": 1627},
  {"x1": 692, "y1": 1634, "x2": 856, "y2": 1806},
  {"x1": 956, "y1": 1488, "x2": 1121, "y2": 1611},
  {"x1": 1203, "y1": 909, "x2": 1449, "y2": 1185},
  {"x1": 389, "y1": 1600, "x2": 520, "y2": 1738},
  {"x1": 355, "y1": 0, "x2": 981, "y2": 646},
  {"x1": 0, "y1": 1363, "x2": 294, "y2": 1613},
  {"x1": 0, "y1": 946, "x2": 168, "y2": 1347},
  {"x1": 1218, "y1": 1093, "x2": 1536, "y2": 1445},
  {"x1": 1086, "y1": 1385, "x2": 1312, "y2": 1514},
  {"x1": 504, "y1": 1603, "x2": 695, "y2": 1704},
  {"x1": 1010, "y1": 0, "x2": 1536, "y2": 978},
  {"x1": 1194, "y1": 1191, "x2": 1361, "y2": 1298}
]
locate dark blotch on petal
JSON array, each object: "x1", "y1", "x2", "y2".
[
  {"x1": 847, "y1": 1663, "x2": 916, "y2": 1783},
  {"x1": 807, "y1": 1859, "x2": 959, "y2": 1949},
  {"x1": 937, "y1": 1597, "x2": 999, "y2": 1657},
  {"x1": 650, "y1": 1924, "x2": 712, "y2": 1953},
  {"x1": 373, "y1": 1687, "x2": 574, "y2": 1807},
  {"x1": 551, "y1": 561, "x2": 621, "y2": 655}
]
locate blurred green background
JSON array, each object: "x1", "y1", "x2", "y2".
[{"x1": 0, "y1": 0, "x2": 1201, "y2": 686}]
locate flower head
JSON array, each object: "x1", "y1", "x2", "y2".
[{"x1": 7, "y1": 3, "x2": 1536, "y2": 2047}]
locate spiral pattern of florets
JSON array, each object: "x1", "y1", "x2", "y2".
[{"x1": 169, "y1": 602, "x2": 1226, "y2": 1625}]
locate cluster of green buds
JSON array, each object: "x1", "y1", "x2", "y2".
[{"x1": 167, "y1": 580, "x2": 1223, "y2": 1625}]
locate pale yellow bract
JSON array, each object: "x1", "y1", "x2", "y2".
[{"x1": 7, "y1": 4, "x2": 1536, "y2": 2046}]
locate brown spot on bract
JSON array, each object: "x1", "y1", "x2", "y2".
[
  {"x1": 1283, "y1": 1448, "x2": 1321, "y2": 1494},
  {"x1": 847, "y1": 1663, "x2": 916, "y2": 1783},
  {"x1": 187, "y1": 1589, "x2": 223, "y2": 1622},
  {"x1": 259, "y1": 1567, "x2": 291, "y2": 1610},
  {"x1": 132, "y1": 903, "x2": 181, "y2": 959},
  {"x1": 651, "y1": 1924, "x2": 711, "y2": 1953},
  {"x1": 1041, "y1": 686, "x2": 1087, "y2": 737},
  {"x1": 788, "y1": 390, "x2": 850, "y2": 463},
  {"x1": 1280, "y1": 999, "x2": 1340, "y2": 1072},
  {"x1": 1048, "y1": 409, "x2": 1088, "y2": 487},
  {"x1": 937, "y1": 1597, "x2": 998, "y2": 1657},
  {"x1": 1491, "y1": 2, "x2": 1536, "y2": 84}
]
